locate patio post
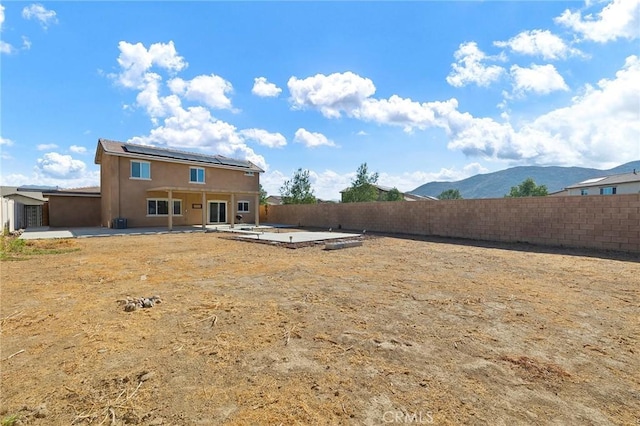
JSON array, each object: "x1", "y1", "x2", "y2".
[
  {"x1": 168, "y1": 189, "x2": 173, "y2": 231},
  {"x1": 230, "y1": 193, "x2": 235, "y2": 228},
  {"x1": 201, "y1": 192, "x2": 206, "y2": 230},
  {"x1": 255, "y1": 193, "x2": 260, "y2": 226}
]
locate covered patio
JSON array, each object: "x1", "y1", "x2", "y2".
[{"x1": 146, "y1": 186, "x2": 260, "y2": 231}]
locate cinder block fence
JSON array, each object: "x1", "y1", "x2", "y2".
[{"x1": 260, "y1": 194, "x2": 640, "y2": 253}]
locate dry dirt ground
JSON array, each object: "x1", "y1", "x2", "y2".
[{"x1": 1, "y1": 232, "x2": 639, "y2": 425}]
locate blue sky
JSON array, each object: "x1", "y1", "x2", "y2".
[{"x1": 1, "y1": 1, "x2": 639, "y2": 200}]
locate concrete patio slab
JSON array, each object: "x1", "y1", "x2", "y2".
[
  {"x1": 234, "y1": 231, "x2": 360, "y2": 243},
  {"x1": 19, "y1": 226, "x2": 209, "y2": 240}
]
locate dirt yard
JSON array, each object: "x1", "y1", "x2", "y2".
[{"x1": 1, "y1": 232, "x2": 638, "y2": 425}]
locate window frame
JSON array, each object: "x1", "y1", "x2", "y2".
[
  {"x1": 237, "y1": 201, "x2": 250, "y2": 213},
  {"x1": 599, "y1": 186, "x2": 617, "y2": 195},
  {"x1": 244, "y1": 171, "x2": 255, "y2": 176},
  {"x1": 189, "y1": 167, "x2": 206, "y2": 184},
  {"x1": 130, "y1": 160, "x2": 151, "y2": 180},
  {"x1": 147, "y1": 198, "x2": 182, "y2": 216},
  {"x1": 580, "y1": 189, "x2": 588, "y2": 196}
]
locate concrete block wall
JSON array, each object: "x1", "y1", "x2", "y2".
[{"x1": 260, "y1": 195, "x2": 640, "y2": 253}]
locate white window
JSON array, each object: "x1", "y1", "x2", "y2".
[
  {"x1": 147, "y1": 199, "x2": 182, "y2": 216},
  {"x1": 131, "y1": 161, "x2": 151, "y2": 179},
  {"x1": 599, "y1": 187, "x2": 616, "y2": 195},
  {"x1": 244, "y1": 171, "x2": 255, "y2": 176},
  {"x1": 190, "y1": 167, "x2": 205, "y2": 183},
  {"x1": 237, "y1": 201, "x2": 249, "y2": 213},
  {"x1": 580, "y1": 189, "x2": 588, "y2": 196}
]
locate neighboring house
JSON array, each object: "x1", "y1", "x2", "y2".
[
  {"x1": 340, "y1": 184, "x2": 438, "y2": 202},
  {"x1": 404, "y1": 192, "x2": 438, "y2": 201},
  {"x1": 0, "y1": 186, "x2": 49, "y2": 232},
  {"x1": 266, "y1": 195, "x2": 283, "y2": 205},
  {"x1": 561, "y1": 170, "x2": 640, "y2": 196},
  {"x1": 95, "y1": 139, "x2": 264, "y2": 229}
]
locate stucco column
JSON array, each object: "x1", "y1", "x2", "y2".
[
  {"x1": 168, "y1": 189, "x2": 173, "y2": 231},
  {"x1": 230, "y1": 193, "x2": 235, "y2": 228},
  {"x1": 201, "y1": 191, "x2": 206, "y2": 230},
  {"x1": 255, "y1": 193, "x2": 260, "y2": 226}
]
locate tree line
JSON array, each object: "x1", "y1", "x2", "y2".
[
  {"x1": 262, "y1": 166, "x2": 548, "y2": 204},
  {"x1": 276, "y1": 163, "x2": 403, "y2": 204}
]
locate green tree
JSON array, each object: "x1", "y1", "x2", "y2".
[
  {"x1": 506, "y1": 178, "x2": 548, "y2": 197},
  {"x1": 280, "y1": 168, "x2": 317, "y2": 204},
  {"x1": 342, "y1": 163, "x2": 379, "y2": 203},
  {"x1": 437, "y1": 189, "x2": 463, "y2": 200},
  {"x1": 259, "y1": 184, "x2": 268, "y2": 205},
  {"x1": 383, "y1": 187, "x2": 404, "y2": 201}
]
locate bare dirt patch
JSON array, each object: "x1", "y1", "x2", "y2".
[{"x1": 1, "y1": 233, "x2": 639, "y2": 425}]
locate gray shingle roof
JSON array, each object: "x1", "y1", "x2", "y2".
[{"x1": 565, "y1": 171, "x2": 640, "y2": 189}]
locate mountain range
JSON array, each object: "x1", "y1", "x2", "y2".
[{"x1": 410, "y1": 161, "x2": 640, "y2": 199}]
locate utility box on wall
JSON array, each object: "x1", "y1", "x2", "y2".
[{"x1": 112, "y1": 218, "x2": 127, "y2": 229}]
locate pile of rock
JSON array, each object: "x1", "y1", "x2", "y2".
[{"x1": 119, "y1": 295, "x2": 162, "y2": 312}]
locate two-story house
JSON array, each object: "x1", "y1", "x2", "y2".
[{"x1": 95, "y1": 139, "x2": 263, "y2": 230}]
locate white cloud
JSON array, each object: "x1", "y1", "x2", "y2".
[
  {"x1": 293, "y1": 128, "x2": 337, "y2": 148},
  {"x1": 259, "y1": 170, "x2": 288, "y2": 197},
  {"x1": 0, "y1": 137, "x2": 14, "y2": 146},
  {"x1": 22, "y1": 36, "x2": 31, "y2": 50},
  {"x1": 134, "y1": 73, "x2": 180, "y2": 121},
  {"x1": 287, "y1": 71, "x2": 458, "y2": 132},
  {"x1": 446, "y1": 55, "x2": 640, "y2": 166},
  {"x1": 356, "y1": 96, "x2": 457, "y2": 132},
  {"x1": 510, "y1": 64, "x2": 569, "y2": 95},
  {"x1": 1, "y1": 41, "x2": 15, "y2": 55},
  {"x1": 356, "y1": 130, "x2": 368, "y2": 136},
  {"x1": 36, "y1": 152, "x2": 86, "y2": 178},
  {"x1": 113, "y1": 41, "x2": 187, "y2": 89},
  {"x1": 128, "y1": 105, "x2": 268, "y2": 171},
  {"x1": 0, "y1": 4, "x2": 5, "y2": 29},
  {"x1": 22, "y1": 3, "x2": 58, "y2": 29},
  {"x1": 111, "y1": 40, "x2": 266, "y2": 171},
  {"x1": 252, "y1": 77, "x2": 282, "y2": 97},
  {"x1": 446, "y1": 42, "x2": 505, "y2": 88},
  {"x1": 555, "y1": 0, "x2": 640, "y2": 43},
  {"x1": 240, "y1": 129, "x2": 287, "y2": 148},
  {"x1": 289, "y1": 58, "x2": 637, "y2": 168},
  {"x1": 308, "y1": 169, "x2": 353, "y2": 200},
  {"x1": 37, "y1": 143, "x2": 58, "y2": 151},
  {"x1": 70, "y1": 145, "x2": 87, "y2": 154},
  {"x1": 494, "y1": 29, "x2": 582, "y2": 60},
  {"x1": 169, "y1": 74, "x2": 234, "y2": 110},
  {"x1": 288, "y1": 71, "x2": 376, "y2": 118}
]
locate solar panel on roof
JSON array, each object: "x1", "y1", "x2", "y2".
[
  {"x1": 123, "y1": 145, "x2": 251, "y2": 168},
  {"x1": 215, "y1": 156, "x2": 251, "y2": 168}
]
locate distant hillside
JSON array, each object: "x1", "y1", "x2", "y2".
[{"x1": 410, "y1": 161, "x2": 640, "y2": 199}]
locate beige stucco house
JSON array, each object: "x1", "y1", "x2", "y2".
[
  {"x1": 561, "y1": 171, "x2": 640, "y2": 196},
  {"x1": 95, "y1": 139, "x2": 263, "y2": 230}
]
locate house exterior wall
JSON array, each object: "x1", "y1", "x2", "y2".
[
  {"x1": 567, "y1": 181, "x2": 640, "y2": 196},
  {"x1": 48, "y1": 195, "x2": 101, "y2": 227},
  {"x1": 101, "y1": 155, "x2": 259, "y2": 227},
  {"x1": 0, "y1": 195, "x2": 47, "y2": 231},
  {"x1": 261, "y1": 195, "x2": 640, "y2": 253},
  {"x1": 1, "y1": 197, "x2": 15, "y2": 233}
]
